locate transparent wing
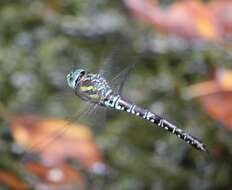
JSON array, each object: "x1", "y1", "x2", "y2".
[
  {"x1": 99, "y1": 46, "x2": 140, "y2": 96},
  {"x1": 20, "y1": 103, "x2": 96, "y2": 163},
  {"x1": 88, "y1": 105, "x2": 107, "y2": 132},
  {"x1": 109, "y1": 57, "x2": 139, "y2": 95}
]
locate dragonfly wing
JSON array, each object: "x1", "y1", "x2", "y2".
[
  {"x1": 20, "y1": 103, "x2": 96, "y2": 163},
  {"x1": 99, "y1": 47, "x2": 121, "y2": 80},
  {"x1": 87, "y1": 105, "x2": 107, "y2": 131},
  {"x1": 99, "y1": 46, "x2": 140, "y2": 96},
  {"x1": 109, "y1": 57, "x2": 139, "y2": 95}
]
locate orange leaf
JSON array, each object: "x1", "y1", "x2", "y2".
[
  {"x1": 124, "y1": 0, "x2": 221, "y2": 41},
  {"x1": 25, "y1": 161, "x2": 84, "y2": 189},
  {"x1": 188, "y1": 69, "x2": 232, "y2": 98},
  {"x1": 0, "y1": 171, "x2": 29, "y2": 190},
  {"x1": 210, "y1": 0, "x2": 232, "y2": 35},
  {"x1": 200, "y1": 92, "x2": 232, "y2": 129},
  {"x1": 188, "y1": 69, "x2": 232, "y2": 130},
  {"x1": 9, "y1": 115, "x2": 104, "y2": 170}
]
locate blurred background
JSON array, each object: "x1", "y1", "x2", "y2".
[{"x1": 0, "y1": 0, "x2": 232, "y2": 189}]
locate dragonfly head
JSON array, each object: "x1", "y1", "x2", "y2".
[{"x1": 67, "y1": 69, "x2": 86, "y2": 89}]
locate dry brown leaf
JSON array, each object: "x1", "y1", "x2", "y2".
[
  {"x1": 188, "y1": 69, "x2": 232, "y2": 98},
  {"x1": 209, "y1": 0, "x2": 232, "y2": 35},
  {"x1": 124, "y1": 0, "x2": 222, "y2": 41},
  {"x1": 188, "y1": 69, "x2": 232, "y2": 130},
  {"x1": 25, "y1": 161, "x2": 84, "y2": 189},
  {"x1": 9, "y1": 114, "x2": 104, "y2": 170},
  {"x1": 200, "y1": 92, "x2": 232, "y2": 129},
  {"x1": 0, "y1": 170, "x2": 29, "y2": 190}
]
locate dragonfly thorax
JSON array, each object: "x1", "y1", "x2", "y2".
[{"x1": 67, "y1": 69, "x2": 113, "y2": 104}]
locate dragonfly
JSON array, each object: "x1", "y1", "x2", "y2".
[{"x1": 67, "y1": 68, "x2": 207, "y2": 152}]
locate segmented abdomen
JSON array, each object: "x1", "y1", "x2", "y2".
[{"x1": 104, "y1": 94, "x2": 206, "y2": 152}]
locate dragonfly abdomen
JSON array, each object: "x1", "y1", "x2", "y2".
[{"x1": 103, "y1": 95, "x2": 206, "y2": 152}]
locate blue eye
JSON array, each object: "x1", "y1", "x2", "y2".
[{"x1": 67, "y1": 69, "x2": 86, "y2": 89}]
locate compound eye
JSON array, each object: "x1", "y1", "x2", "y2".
[
  {"x1": 75, "y1": 71, "x2": 85, "y2": 85},
  {"x1": 77, "y1": 71, "x2": 85, "y2": 80},
  {"x1": 69, "y1": 76, "x2": 73, "y2": 81}
]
